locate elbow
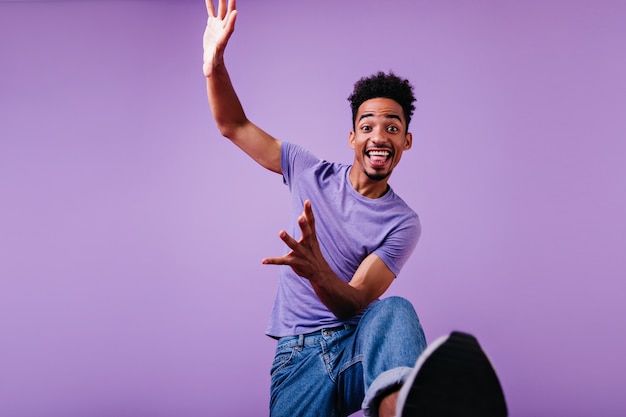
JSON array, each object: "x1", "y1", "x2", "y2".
[
  {"x1": 215, "y1": 123, "x2": 237, "y2": 140},
  {"x1": 215, "y1": 119, "x2": 247, "y2": 141},
  {"x1": 333, "y1": 302, "x2": 366, "y2": 321},
  {"x1": 334, "y1": 311, "x2": 356, "y2": 321}
]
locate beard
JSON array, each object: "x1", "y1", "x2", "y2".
[{"x1": 364, "y1": 168, "x2": 391, "y2": 181}]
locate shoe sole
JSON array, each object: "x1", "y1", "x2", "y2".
[{"x1": 396, "y1": 331, "x2": 508, "y2": 417}]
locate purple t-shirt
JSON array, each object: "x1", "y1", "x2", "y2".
[{"x1": 266, "y1": 142, "x2": 420, "y2": 338}]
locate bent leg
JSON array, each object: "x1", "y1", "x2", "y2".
[{"x1": 340, "y1": 297, "x2": 427, "y2": 416}]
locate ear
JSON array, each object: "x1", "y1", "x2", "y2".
[
  {"x1": 404, "y1": 132, "x2": 413, "y2": 150},
  {"x1": 348, "y1": 131, "x2": 356, "y2": 149}
]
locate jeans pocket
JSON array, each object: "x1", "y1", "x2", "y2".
[{"x1": 270, "y1": 348, "x2": 296, "y2": 377}]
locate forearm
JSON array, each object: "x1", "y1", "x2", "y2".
[
  {"x1": 309, "y1": 272, "x2": 370, "y2": 320},
  {"x1": 263, "y1": 202, "x2": 391, "y2": 318},
  {"x1": 206, "y1": 62, "x2": 248, "y2": 139},
  {"x1": 309, "y1": 253, "x2": 396, "y2": 320}
]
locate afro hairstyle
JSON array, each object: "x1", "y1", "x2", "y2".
[{"x1": 348, "y1": 71, "x2": 416, "y2": 130}]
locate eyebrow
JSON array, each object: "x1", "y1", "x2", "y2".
[{"x1": 358, "y1": 113, "x2": 403, "y2": 123}]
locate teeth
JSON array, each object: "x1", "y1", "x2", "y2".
[{"x1": 368, "y1": 150, "x2": 390, "y2": 157}]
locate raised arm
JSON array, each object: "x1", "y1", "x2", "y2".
[{"x1": 203, "y1": 0, "x2": 282, "y2": 174}]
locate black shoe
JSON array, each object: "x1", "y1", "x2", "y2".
[{"x1": 396, "y1": 331, "x2": 508, "y2": 417}]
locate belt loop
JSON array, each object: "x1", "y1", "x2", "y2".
[{"x1": 297, "y1": 334, "x2": 304, "y2": 348}]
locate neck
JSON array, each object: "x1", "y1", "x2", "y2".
[{"x1": 348, "y1": 166, "x2": 390, "y2": 199}]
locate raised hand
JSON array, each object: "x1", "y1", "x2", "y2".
[
  {"x1": 262, "y1": 200, "x2": 334, "y2": 281},
  {"x1": 203, "y1": 0, "x2": 238, "y2": 77}
]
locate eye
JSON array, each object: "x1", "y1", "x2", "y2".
[
  {"x1": 360, "y1": 125, "x2": 372, "y2": 132},
  {"x1": 386, "y1": 125, "x2": 399, "y2": 133}
]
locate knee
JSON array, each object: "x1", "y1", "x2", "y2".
[
  {"x1": 381, "y1": 296, "x2": 416, "y2": 313},
  {"x1": 361, "y1": 297, "x2": 427, "y2": 352},
  {"x1": 373, "y1": 297, "x2": 419, "y2": 322}
]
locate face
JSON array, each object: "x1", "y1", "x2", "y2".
[{"x1": 349, "y1": 97, "x2": 412, "y2": 182}]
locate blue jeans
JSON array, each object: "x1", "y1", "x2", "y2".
[{"x1": 269, "y1": 297, "x2": 427, "y2": 417}]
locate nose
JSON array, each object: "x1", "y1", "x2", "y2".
[{"x1": 370, "y1": 127, "x2": 388, "y2": 144}]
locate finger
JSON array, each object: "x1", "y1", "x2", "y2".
[
  {"x1": 205, "y1": 0, "x2": 215, "y2": 17},
  {"x1": 227, "y1": 0, "x2": 237, "y2": 16},
  {"x1": 298, "y1": 200, "x2": 315, "y2": 238},
  {"x1": 303, "y1": 199, "x2": 315, "y2": 229},
  {"x1": 224, "y1": 8, "x2": 238, "y2": 34},
  {"x1": 261, "y1": 256, "x2": 288, "y2": 265},
  {"x1": 217, "y1": 0, "x2": 227, "y2": 19},
  {"x1": 297, "y1": 213, "x2": 312, "y2": 240},
  {"x1": 278, "y1": 230, "x2": 299, "y2": 250}
]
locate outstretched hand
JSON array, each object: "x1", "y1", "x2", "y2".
[
  {"x1": 203, "y1": 0, "x2": 238, "y2": 77},
  {"x1": 262, "y1": 200, "x2": 333, "y2": 281}
]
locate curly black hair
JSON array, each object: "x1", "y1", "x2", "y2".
[{"x1": 348, "y1": 71, "x2": 416, "y2": 130}]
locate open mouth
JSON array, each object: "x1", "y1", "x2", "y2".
[{"x1": 366, "y1": 149, "x2": 392, "y2": 168}]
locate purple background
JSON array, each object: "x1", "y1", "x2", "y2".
[{"x1": 1, "y1": 0, "x2": 625, "y2": 416}]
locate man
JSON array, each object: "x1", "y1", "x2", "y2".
[{"x1": 202, "y1": 1, "x2": 507, "y2": 416}]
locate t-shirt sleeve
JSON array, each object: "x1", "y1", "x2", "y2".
[
  {"x1": 373, "y1": 213, "x2": 421, "y2": 277},
  {"x1": 281, "y1": 141, "x2": 321, "y2": 188}
]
